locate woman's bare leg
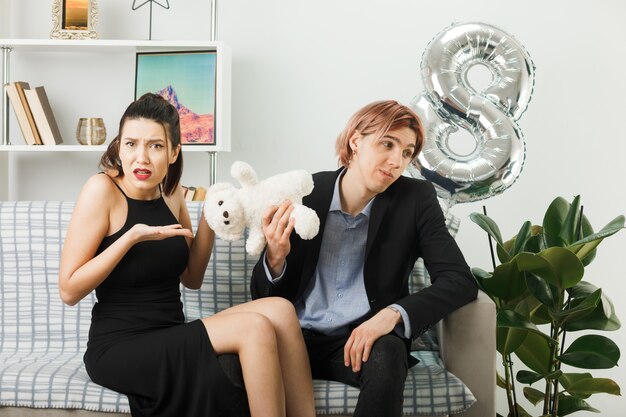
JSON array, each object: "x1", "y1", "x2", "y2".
[
  {"x1": 202, "y1": 312, "x2": 286, "y2": 417},
  {"x1": 218, "y1": 297, "x2": 316, "y2": 417}
]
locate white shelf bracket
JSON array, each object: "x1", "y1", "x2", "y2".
[
  {"x1": 211, "y1": 0, "x2": 218, "y2": 42},
  {"x1": 208, "y1": 151, "x2": 217, "y2": 185}
]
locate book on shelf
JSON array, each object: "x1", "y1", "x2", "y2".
[
  {"x1": 192, "y1": 186, "x2": 207, "y2": 201},
  {"x1": 182, "y1": 186, "x2": 196, "y2": 201},
  {"x1": 23, "y1": 86, "x2": 64, "y2": 146},
  {"x1": 4, "y1": 82, "x2": 39, "y2": 145},
  {"x1": 182, "y1": 185, "x2": 207, "y2": 202},
  {"x1": 14, "y1": 82, "x2": 43, "y2": 145}
]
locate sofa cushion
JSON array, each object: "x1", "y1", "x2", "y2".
[
  {"x1": 0, "y1": 201, "x2": 474, "y2": 415},
  {"x1": 0, "y1": 202, "x2": 123, "y2": 412}
]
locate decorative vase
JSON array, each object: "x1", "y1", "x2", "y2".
[{"x1": 76, "y1": 118, "x2": 106, "y2": 145}]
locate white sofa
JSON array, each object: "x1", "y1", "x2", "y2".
[{"x1": 0, "y1": 201, "x2": 496, "y2": 417}]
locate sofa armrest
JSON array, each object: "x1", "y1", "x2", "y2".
[{"x1": 438, "y1": 290, "x2": 496, "y2": 417}]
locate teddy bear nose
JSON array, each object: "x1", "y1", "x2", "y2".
[
  {"x1": 224, "y1": 220, "x2": 230, "y2": 225},
  {"x1": 223, "y1": 211, "x2": 229, "y2": 218}
]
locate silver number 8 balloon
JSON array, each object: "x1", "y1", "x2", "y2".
[{"x1": 408, "y1": 22, "x2": 535, "y2": 204}]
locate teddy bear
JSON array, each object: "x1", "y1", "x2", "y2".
[{"x1": 204, "y1": 161, "x2": 320, "y2": 256}]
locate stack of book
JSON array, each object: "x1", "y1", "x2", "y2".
[
  {"x1": 183, "y1": 185, "x2": 207, "y2": 202},
  {"x1": 4, "y1": 81, "x2": 64, "y2": 145}
]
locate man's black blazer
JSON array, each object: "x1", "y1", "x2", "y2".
[{"x1": 250, "y1": 168, "x2": 477, "y2": 339}]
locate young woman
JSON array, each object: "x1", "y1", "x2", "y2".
[{"x1": 59, "y1": 93, "x2": 316, "y2": 417}]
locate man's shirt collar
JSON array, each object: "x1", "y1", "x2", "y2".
[{"x1": 329, "y1": 168, "x2": 374, "y2": 217}]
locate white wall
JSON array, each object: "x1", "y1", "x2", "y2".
[
  {"x1": 2, "y1": 1, "x2": 625, "y2": 415},
  {"x1": 0, "y1": 0, "x2": 8, "y2": 36}
]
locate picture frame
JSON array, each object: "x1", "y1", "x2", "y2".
[
  {"x1": 51, "y1": 0, "x2": 98, "y2": 40},
  {"x1": 135, "y1": 50, "x2": 218, "y2": 145}
]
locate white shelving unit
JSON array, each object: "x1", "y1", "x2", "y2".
[
  {"x1": 0, "y1": 39, "x2": 231, "y2": 200},
  {"x1": 0, "y1": 145, "x2": 107, "y2": 152}
]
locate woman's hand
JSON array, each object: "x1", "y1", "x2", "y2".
[
  {"x1": 128, "y1": 223, "x2": 193, "y2": 244},
  {"x1": 262, "y1": 200, "x2": 295, "y2": 277}
]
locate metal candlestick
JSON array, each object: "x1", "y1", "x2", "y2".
[{"x1": 131, "y1": 0, "x2": 170, "y2": 40}]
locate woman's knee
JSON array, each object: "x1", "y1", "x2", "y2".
[
  {"x1": 243, "y1": 312, "x2": 275, "y2": 337},
  {"x1": 203, "y1": 312, "x2": 277, "y2": 353},
  {"x1": 264, "y1": 297, "x2": 300, "y2": 329},
  {"x1": 267, "y1": 296, "x2": 296, "y2": 316}
]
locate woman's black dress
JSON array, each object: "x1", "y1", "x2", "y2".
[{"x1": 83, "y1": 188, "x2": 243, "y2": 416}]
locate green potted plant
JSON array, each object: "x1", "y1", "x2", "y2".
[{"x1": 470, "y1": 195, "x2": 623, "y2": 417}]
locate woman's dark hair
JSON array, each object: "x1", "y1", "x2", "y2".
[{"x1": 99, "y1": 93, "x2": 183, "y2": 196}]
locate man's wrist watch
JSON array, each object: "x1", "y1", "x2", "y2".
[{"x1": 387, "y1": 306, "x2": 402, "y2": 321}]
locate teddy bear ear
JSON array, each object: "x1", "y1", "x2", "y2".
[
  {"x1": 231, "y1": 161, "x2": 258, "y2": 188},
  {"x1": 208, "y1": 182, "x2": 235, "y2": 193}
]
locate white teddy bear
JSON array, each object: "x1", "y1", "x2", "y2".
[{"x1": 204, "y1": 161, "x2": 320, "y2": 256}]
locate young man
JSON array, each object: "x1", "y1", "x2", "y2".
[{"x1": 251, "y1": 100, "x2": 478, "y2": 417}]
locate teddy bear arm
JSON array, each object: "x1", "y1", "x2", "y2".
[
  {"x1": 291, "y1": 204, "x2": 320, "y2": 240},
  {"x1": 246, "y1": 226, "x2": 267, "y2": 256}
]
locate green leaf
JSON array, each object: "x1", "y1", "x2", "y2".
[
  {"x1": 525, "y1": 273, "x2": 556, "y2": 309},
  {"x1": 570, "y1": 215, "x2": 625, "y2": 247},
  {"x1": 512, "y1": 221, "x2": 533, "y2": 256},
  {"x1": 470, "y1": 212, "x2": 510, "y2": 262},
  {"x1": 560, "y1": 373, "x2": 621, "y2": 397},
  {"x1": 518, "y1": 295, "x2": 552, "y2": 325},
  {"x1": 569, "y1": 239, "x2": 602, "y2": 265},
  {"x1": 568, "y1": 378, "x2": 621, "y2": 397},
  {"x1": 550, "y1": 289, "x2": 601, "y2": 323},
  {"x1": 567, "y1": 281, "x2": 598, "y2": 298},
  {"x1": 471, "y1": 267, "x2": 492, "y2": 295},
  {"x1": 510, "y1": 404, "x2": 534, "y2": 417},
  {"x1": 469, "y1": 213, "x2": 503, "y2": 245},
  {"x1": 560, "y1": 195, "x2": 581, "y2": 245},
  {"x1": 557, "y1": 395, "x2": 600, "y2": 416},
  {"x1": 568, "y1": 215, "x2": 624, "y2": 266},
  {"x1": 469, "y1": 212, "x2": 504, "y2": 244},
  {"x1": 514, "y1": 331, "x2": 552, "y2": 374},
  {"x1": 524, "y1": 234, "x2": 543, "y2": 254},
  {"x1": 497, "y1": 326, "x2": 527, "y2": 356},
  {"x1": 559, "y1": 372, "x2": 594, "y2": 398},
  {"x1": 497, "y1": 310, "x2": 558, "y2": 345},
  {"x1": 565, "y1": 294, "x2": 621, "y2": 332},
  {"x1": 530, "y1": 303, "x2": 552, "y2": 325},
  {"x1": 543, "y1": 196, "x2": 570, "y2": 247},
  {"x1": 547, "y1": 369, "x2": 564, "y2": 381},
  {"x1": 496, "y1": 244, "x2": 511, "y2": 265},
  {"x1": 482, "y1": 260, "x2": 528, "y2": 302},
  {"x1": 523, "y1": 386, "x2": 545, "y2": 406},
  {"x1": 559, "y1": 335, "x2": 621, "y2": 369},
  {"x1": 516, "y1": 248, "x2": 584, "y2": 290},
  {"x1": 517, "y1": 370, "x2": 544, "y2": 384}
]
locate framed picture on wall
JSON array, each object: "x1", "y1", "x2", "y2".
[
  {"x1": 135, "y1": 50, "x2": 218, "y2": 145},
  {"x1": 50, "y1": 0, "x2": 98, "y2": 40}
]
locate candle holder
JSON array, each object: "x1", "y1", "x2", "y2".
[{"x1": 76, "y1": 118, "x2": 107, "y2": 145}]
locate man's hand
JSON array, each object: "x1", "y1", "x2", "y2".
[
  {"x1": 262, "y1": 200, "x2": 295, "y2": 277},
  {"x1": 344, "y1": 307, "x2": 402, "y2": 372}
]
